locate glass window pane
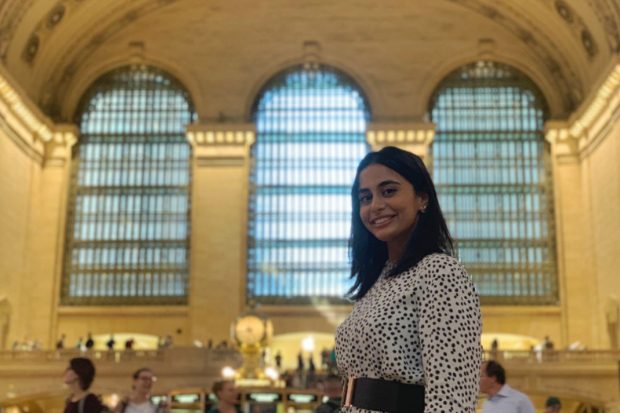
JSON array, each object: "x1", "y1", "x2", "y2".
[
  {"x1": 62, "y1": 66, "x2": 195, "y2": 305},
  {"x1": 430, "y1": 61, "x2": 557, "y2": 304},
  {"x1": 248, "y1": 66, "x2": 370, "y2": 304}
]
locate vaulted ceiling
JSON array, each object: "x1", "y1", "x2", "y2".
[{"x1": 1, "y1": 0, "x2": 619, "y2": 121}]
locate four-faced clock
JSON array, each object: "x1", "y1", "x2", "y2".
[{"x1": 234, "y1": 314, "x2": 266, "y2": 346}]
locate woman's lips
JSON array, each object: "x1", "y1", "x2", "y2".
[{"x1": 371, "y1": 215, "x2": 395, "y2": 227}]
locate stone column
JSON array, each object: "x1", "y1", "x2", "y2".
[
  {"x1": 25, "y1": 125, "x2": 77, "y2": 348},
  {"x1": 545, "y1": 122, "x2": 597, "y2": 348},
  {"x1": 186, "y1": 123, "x2": 255, "y2": 344}
]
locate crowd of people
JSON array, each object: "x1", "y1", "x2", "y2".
[
  {"x1": 60, "y1": 355, "x2": 564, "y2": 413},
  {"x1": 63, "y1": 357, "x2": 167, "y2": 413},
  {"x1": 53, "y1": 333, "x2": 175, "y2": 352}
]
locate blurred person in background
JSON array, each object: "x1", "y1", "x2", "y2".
[
  {"x1": 480, "y1": 360, "x2": 535, "y2": 413},
  {"x1": 208, "y1": 380, "x2": 240, "y2": 413},
  {"x1": 544, "y1": 396, "x2": 562, "y2": 413},
  {"x1": 114, "y1": 367, "x2": 167, "y2": 413},
  {"x1": 63, "y1": 357, "x2": 104, "y2": 413},
  {"x1": 314, "y1": 374, "x2": 342, "y2": 413}
]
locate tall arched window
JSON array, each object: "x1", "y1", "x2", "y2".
[
  {"x1": 430, "y1": 61, "x2": 557, "y2": 304},
  {"x1": 62, "y1": 65, "x2": 195, "y2": 305},
  {"x1": 248, "y1": 65, "x2": 370, "y2": 304}
]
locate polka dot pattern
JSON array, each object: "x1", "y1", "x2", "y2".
[{"x1": 336, "y1": 253, "x2": 481, "y2": 413}]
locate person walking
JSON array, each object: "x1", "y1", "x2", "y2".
[{"x1": 480, "y1": 360, "x2": 535, "y2": 413}]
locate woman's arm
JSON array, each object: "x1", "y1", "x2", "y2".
[{"x1": 418, "y1": 255, "x2": 482, "y2": 413}]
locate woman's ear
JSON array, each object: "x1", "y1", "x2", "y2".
[{"x1": 418, "y1": 192, "x2": 429, "y2": 209}]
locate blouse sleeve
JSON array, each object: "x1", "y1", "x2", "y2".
[{"x1": 417, "y1": 255, "x2": 481, "y2": 413}]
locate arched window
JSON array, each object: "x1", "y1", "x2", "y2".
[
  {"x1": 248, "y1": 65, "x2": 371, "y2": 304},
  {"x1": 430, "y1": 61, "x2": 557, "y2": 304},
  {"x1": 62, "y1": 65, "x2": 195, "y2": 305}
]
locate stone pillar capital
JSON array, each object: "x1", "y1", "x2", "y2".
[
  {"x1": 366, "y1": 122, "x2": 435, "y2": 162},
  {"x1": 545, "y1": 121, "x2": 580, "y2": 162},
  {"x1": 43, "y1": 124, "x2": 78, "y2": 166},
  {"x1": 187, "y1": 123, "x2": 255, "y2": 166}
]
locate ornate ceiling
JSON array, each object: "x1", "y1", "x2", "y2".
[{"x1": 0, "y1": 0, "x2": 619, "y2": 121}]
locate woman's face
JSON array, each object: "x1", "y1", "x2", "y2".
[
  {"x1": 133, "y1": 370, "x2": 155, "y2": 393},
  {"x1": 358, "y1": 164, "x2": 427, "y2": 254}
]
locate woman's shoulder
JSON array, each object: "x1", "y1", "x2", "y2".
[
  {"x1": 415, "y1": 253, "x2": 469, "y2": 279},
  {"x1": 418, "y1": 252, "x2": 461, "y2": 269}
]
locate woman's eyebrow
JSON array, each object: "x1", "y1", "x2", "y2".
[
  {"x1": 378, "y1": 180, "x2": 401, "y2": 187},
  {"x1": 359, "y1": 180, "x2": 401, "y2": 193}
]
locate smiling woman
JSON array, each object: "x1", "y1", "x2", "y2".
[
  {"x1": 336, "y1": 146, "x2": 482, "y2": 413},
  {"x1": 357, "y1": 164, "x2": 428, "y2": 262}
]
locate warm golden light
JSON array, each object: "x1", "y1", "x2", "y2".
[
  {"x1": 264, "y1": 367, "x2": 279, "y2": 380},
  {"x1": 222, "y1": 366, "x2": 236, "y2": 379},
  {"x1": 301, "y1": 335, "x2": 315, "y2": 353}
]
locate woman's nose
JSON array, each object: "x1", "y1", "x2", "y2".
[{"x1": 370, "y1": 196, "x2": 385, "y2": 211}]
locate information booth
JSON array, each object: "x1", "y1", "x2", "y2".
[
  {"x1": 241, "y1": 388, "x2": 282, "y2": 413},
  {"x1": 167, "y1": 388, "x2": 205, "y2": 413},
  {"x1": 283, "y1": 390, "x2": 321, "y2": 413},
  {"x1": 164, "y1": 387, "x2": 322, "y2": 413}
]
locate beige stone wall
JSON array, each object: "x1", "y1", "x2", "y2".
[
  {"x1": 0, "y1": 125, "x2": 78, "y2": 348},
  {"x1": 0, "y1": 85, "x2": 594, "y2": 351},
  {"x1": 581, "y1": 116, "x2": 620, "y2": 348},
  {"x1": 56, "y1": 307, "x2": 191, "y2": 346},
  {"x1": 3, "y1": 55, "x2": 620, "y2": 354},
  {"x1": 546, "y1": 63, "x2": 620, "y2": 349},
  {"x1": 0, "y1": 124, "x2": 38, "y2": 348},
  {"x1": 481, "y1": 307, "x2": 562, "y2": 345}
]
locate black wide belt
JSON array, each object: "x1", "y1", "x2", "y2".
[{"x1": 342, "y1": 377, "x2": 425, "y2": 413}]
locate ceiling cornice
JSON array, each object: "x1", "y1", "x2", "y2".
[
  {"x1": 447, "y1": 0, "x2": 585, "y2": 114},
  {"x1": 34, "y1": 0, "x2": 177, "y2": 119},
  {"x1": 0, "y1": 0, "x2": 36, "y2": 60},
  {"x1": 585, "y1": 0, "x2": 620, "y2": 53}
]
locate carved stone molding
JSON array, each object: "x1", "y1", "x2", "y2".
[
  {"x1": 19, "y1": 0, "x2": 84, "y2": 65},
  {"x1": 545, "y1": 122, "x2": 579, "y2": 163},
  {"x1": 0, "y1": 66, "x2": 77, "y2": 164},
  {"x1": 546, "y1": 62, "x2": 620, "y2": 160},
  {"x1": 0, "y1": 0, "x2": 35, "y2": 61},
  {"x1": 547, "y1": 0, "x2": 599, "y2": 59},
  {"x1": 43, "y1": 125, "x2": 78, "y2": 166},
  {"x1": 43, "y1": 0, "x2": 177, "y2": 119},
  {"x1": 187, "y1": 123, "x2": 255, "y2": 167},
  {"x1": 447, "y1": 0, "x2": 584, "y2": 114},
  {"x1": 367, "y1": 122, "x2": 435, "y2": 160},
  {"x1": 587, "y1": 0, "x2": 620, "y2": 53}
]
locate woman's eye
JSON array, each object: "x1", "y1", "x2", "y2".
[
  {"x1": 383, "y1": 188, "x2": 397, "y2": 196},
  {"x1": 359, "y1": 195, "x2": 371, "y2": 204}
]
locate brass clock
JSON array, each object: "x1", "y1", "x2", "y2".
[{"x1": 233, "y1": 312, "x2": 273, "y2": 348}]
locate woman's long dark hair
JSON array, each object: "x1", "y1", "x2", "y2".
[{"x1": 347, "y1": 146, "x2": 454, "y2": 300}]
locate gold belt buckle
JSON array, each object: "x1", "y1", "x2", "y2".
[{"x1": 342, "y1": 376, "x2": 356, "y2": 408}]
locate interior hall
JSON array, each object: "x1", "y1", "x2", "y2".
[{"x1": 0, "y1": 0, "x2": 620, "y2": 412}]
